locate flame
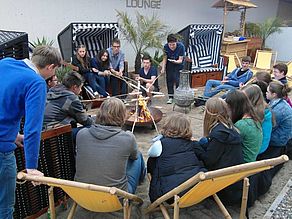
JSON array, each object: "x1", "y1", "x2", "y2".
[{"x1": 129, "y1": 95, "x2": 151, "y2": 122}]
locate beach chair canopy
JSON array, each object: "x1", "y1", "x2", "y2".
[
  {"x1": 58, "y1": 23, "x2": 119, "y2": 61},
  {"x1": 0, "y1": 30, "x2": 29, "y2": 60},
  {"x1": 145, "y1": 155, "x2": 288, "y2": 219},
  {"x1": 178, "y1": 24, "x2": 224, "y2": 73}
]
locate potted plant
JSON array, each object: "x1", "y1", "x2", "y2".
[
  {"x1": 116, "y1": 10, "x2": 169, "y2": 74},
  {"x1": 245, "y1": 17, "x2": 282, "y2": 61},
  {"x1": 246, "y1": 17, "x2": 282, "y2": 49}
]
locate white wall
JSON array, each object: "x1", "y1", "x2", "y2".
[
  {"x1": 266, "y1": 27, "x2": 292, "y2": 62},
  {"x1": 0, "y1": 0, "x2": 283, "y2": 67}
]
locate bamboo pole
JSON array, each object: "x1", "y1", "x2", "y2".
[
  {"x1": 239, "y1": 177, "x2": 250, "y2": 219},
  {"x1": 173, "y1": 195, "x2": 180, "y2": 219},
  {"x1": 223, "y1": 0, "x2": 227, "y2": 37},
  {"x1": 213, "y1": 194, "x2": 231, "y2": 219},
  {"x1": 17, "y1": 172, "x2": 143, "y2": 203},
  {"x1": 203, "y1": 155, "x2": 288, "y2": 180},
  {"x1": 48, "y1": 186, "x2": 56, "y2": 219},
  {"x1": 67, "y1": 202, "x2": 77, "y2": 219},
  {"x1": 123, "y1": 199, "x2": 129, "y2": 219},
  {"x1": 159, "y1": 204, "x2": 170, "y2": 219}
]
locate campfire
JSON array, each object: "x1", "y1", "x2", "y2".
[
  {"x1": 126, "y1": 95, "x2": 162, "y2": 127},
  {"x1": 128, "y1": 95, "x2": 152, "y2": 122}
]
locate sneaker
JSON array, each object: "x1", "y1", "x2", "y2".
[
  {"x1": 167, "y1": 98, "x2": 173, "y2": 104},
  {"x1": 194, "y1": 99, "x2": 206, "y2": 107}
]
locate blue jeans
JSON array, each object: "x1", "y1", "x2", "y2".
[
  {"x1": 0, "y1": 151, "x2": 16, "y2": 219},
  {"x1": 203, "y1": 79, "x2": 236, "y2": 98},
  {"x1": 166, "y1": 62, "x2": 182, "y2": 98},
  {"x1": 126, "y1": 152, "x2": 146, "y2": 194},
  {"x1": 110, "y1": 75, "x2": 127, "y2": 98},
  {"x1": 85, "y1": 72, "x2": 108, "y2": 97}
]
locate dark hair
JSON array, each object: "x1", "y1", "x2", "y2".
[
  {"x1": 255, "y1": 71, "x2": 272, "y2": 84},
  {"x1": 225, "y1": 89, "x2": 261, "y2": 125},
  {"x1": 268, "y1": 81, "x2": 291, "y2": 98},
  {"x1": 167, "y1": 34, "x2": 178, "y2": 43},
  {"x1": 62, "y1": 71, "x2": 85, "y2": 89},
  {"x1": 111, "y1": 38, "x2": 121, "y2": 46},
  {"x1": 273, "y1": 63, "x2": 288, "y2": 75},
  {"x1": 45, "y1": 75, "x2": 56, "y2": 84},
  {"x1": 241, "y1": 56, "x2": 251, "y2": 63},
  {"x1": 142, "y1": 54, "x2": 152, "y2": 62},
  {"x1": 96, "y1": 49, "x2": 110, "y2": 69},
  {"x1": 252, "y1": 80, "x2": 269, "y2": 101}
]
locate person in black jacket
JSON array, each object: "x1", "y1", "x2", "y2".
[
  {"x1": 193, "y1": 97, "x2": 244, "y2": 205},
  {"x1": 147, "y1": 114, "x2": 206, "y2": 203}
]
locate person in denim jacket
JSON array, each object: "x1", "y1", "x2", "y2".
[
  {"x1": 203, "y1": 56, "x2": 253, "y2": 98},
  {"x1": 267, "y1": 81, "x2": 292, "y2": 147}
]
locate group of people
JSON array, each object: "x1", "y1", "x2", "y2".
[
  {"x1": 68, "y1": 33, "x2": 185, "y2": 104},
  {"x1": 1, "y1": 32, "x2": 292, "y2": 218},
  {"x1": 147, "y1": 79, "x2": 291, "y2": 207}
]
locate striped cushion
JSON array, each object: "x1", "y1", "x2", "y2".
[{"x1": 198, "y1": 55, "x2": 212, "y2": 67}]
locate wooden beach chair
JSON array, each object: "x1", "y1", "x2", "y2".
[
  {"x1": 287, "y1": 61, "x2": 292, "y2": 87},
  {"x1": 145, "y1": 155, "x2": 289, "y2": 219},
  {"x1": 252, "y1": 50, "x2": 277, "y2": 73},
  {"x1": 17, "y1": 172, "x2": 143, "y2": 219},
  {"x1": 223, "y1": 53, "x2": 242, "y2": 75}
]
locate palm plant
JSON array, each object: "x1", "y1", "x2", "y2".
[
  {"x1": 29, "y1": 36, "x2": 54, "y2": 48},
  {"x1": 116, "y1": 10, "x2": 169, "y2": 73},
  {"x1": 245, "y1": 18, "x2": 282, "y2": 48}
]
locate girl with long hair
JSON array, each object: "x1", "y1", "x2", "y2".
[
  {"x1": 72, "y1": 45, "x2": 108, "y2": 97},
  {"x1": 242, "y1": 84, "x2": 273, "y2": 155},
  {"x1": 193, "y1": 97, "x2": 244, "y2": 205},
  {"x1": 225, "y1": 90, "x2": 263, "y2": 163}
]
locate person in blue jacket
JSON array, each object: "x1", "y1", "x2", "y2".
[
  {"x1": 203, "y1": 56, "x2": 253, "y2": 98},
  {"x1": 0, "y1": 45, "x2": 62, "y2": 218}
]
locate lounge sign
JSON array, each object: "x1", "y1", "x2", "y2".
[{"x1": 126, "y1": 0, "x2": 161, "y2": 9}]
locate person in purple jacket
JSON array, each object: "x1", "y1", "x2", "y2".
[{"x1": 0, "y1": 45, "x2": 61, "y2": 218}]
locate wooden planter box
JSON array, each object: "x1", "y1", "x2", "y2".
[{"x1": 191, "y1": 71, "x2": 223, "y2": 88}]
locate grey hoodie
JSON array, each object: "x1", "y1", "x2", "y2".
[
  {"x1": 75, "y1": 124, "x2": 138, "y2": 191},
  {"x1": 43, "y1": 84, "x2": 93, "y2": 128}
]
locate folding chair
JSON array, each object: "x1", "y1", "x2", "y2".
[
  {"x1": 222, "y1": 53, "x2": 242, "y2": 76},
  {"x1": 287, "y1": 61, "x2": 292, "y2": 87},
  {"x1": 252, "y1": 50, "x2": 277, "y2": 73},
  {"x1": 145, "y1": 155, "x2": 288, "y2": 219},
  {"x1": 17, "y1": 173, "x2": 143, "y2": 219}
]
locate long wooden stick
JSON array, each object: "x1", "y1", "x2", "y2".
[
  {"x1": 213, "y1": 194, "x2": 231, "y2": 219},
  {"x1": 17, "y1": 172, "x2": 143, "y2": 203},
  {"x1": 239, "y1": 177, "x2": 250, "y2": 219}
]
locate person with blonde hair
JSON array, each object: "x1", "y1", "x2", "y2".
[
  {"x1": 75, "y1": 97, "x2": 145, "y2": 198},
  {"x1": 147, "y1": 113, "x2": 206, "y2": 203},
  {"x1": 193, "y1": 97, "x2": 244, "y2": 205},
  {"x1": 242, "y1": 84, "x2": 273, "y2": 155}
]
